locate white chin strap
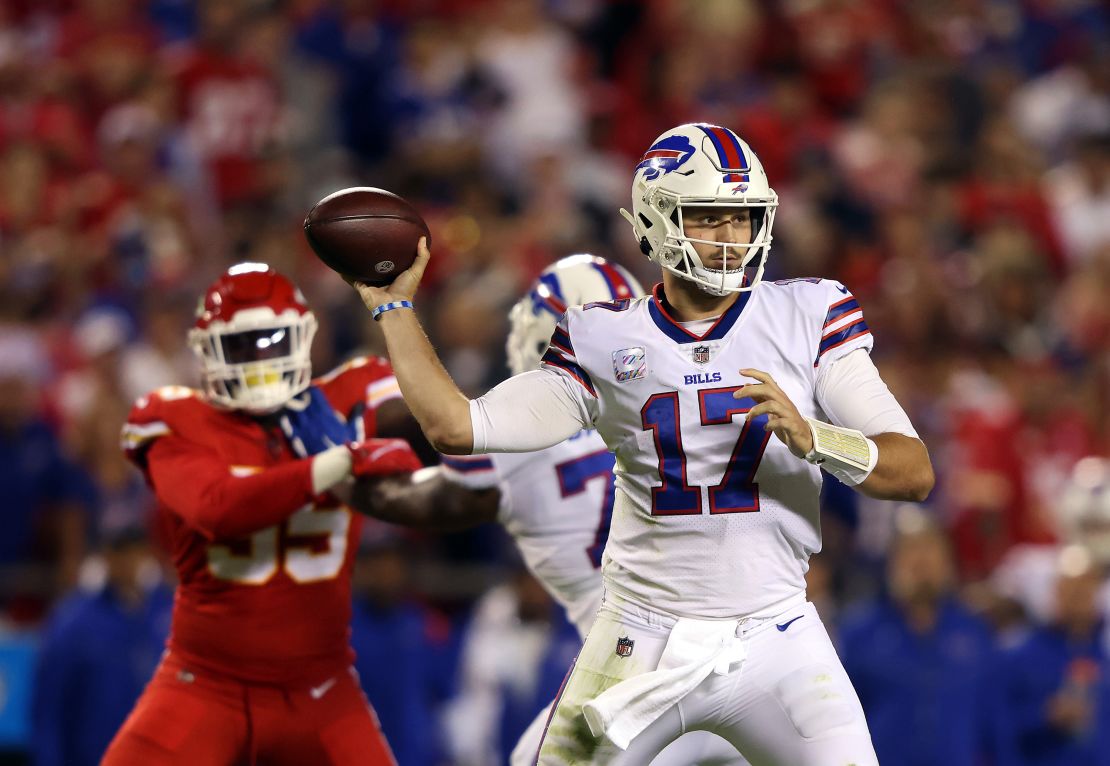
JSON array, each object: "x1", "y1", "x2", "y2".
[
  {"x1": 675, "y1": 239, "x2": 763, "y2": 296},
  {"x1": 691, "y1": 265, "x2": 747, "y2": 296}
]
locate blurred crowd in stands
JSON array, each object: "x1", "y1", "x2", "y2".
[{"x1": 0, "y1": 0, "x2": 1108, "y2": 764}]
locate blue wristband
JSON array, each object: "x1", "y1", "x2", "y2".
[{"x1": 371, "y1": 300, "x2": 414, "y2": 321}]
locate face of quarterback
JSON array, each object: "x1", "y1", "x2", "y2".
[{"x1": 680, "y1": 206, "x2": 753, "y2": 272}]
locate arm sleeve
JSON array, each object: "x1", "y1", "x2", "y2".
[
  {"x1": 815, "y1": 348, "x2": 919, "y2": 439},
  {"x1": 469, "y1": 369, "x2": 594, "y2": 453},
  {"x1": 145, "y1": 436, "x2": 317, "y2": 540},
  {"x1": 438, "y1": 454, "x2": 502, "y2": 490},
  {"x1": 437, "y1": 455, "x2": 516, "y2": 523}
]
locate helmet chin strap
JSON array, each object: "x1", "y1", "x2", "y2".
[
  {"x1": 683, "y1": 239, "x2": 751, "y2": 295},
  {"x1": 694, "y1": 279, "x2": 731, "y2": 298}
]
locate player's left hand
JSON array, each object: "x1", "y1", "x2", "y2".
[
  {"x1": 350, "y1": 236, "x2": 431, "y2": 312},
  {"x1": 280, "y1": 386, "x2": 357, "y2": 458},
  {"x1": 736, "y1": 369, "x2": 814, "y2": 460}
]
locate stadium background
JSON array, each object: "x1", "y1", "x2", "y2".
[{"x1": 0, "y1": 0, "x2": 1108, "y2": 764}]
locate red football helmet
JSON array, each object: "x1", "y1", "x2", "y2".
[{"x1": 188, "y1": 263, "x2": 317, "y2": 413}]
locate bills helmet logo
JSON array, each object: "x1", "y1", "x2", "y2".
[
  {"x1": 615, "y1": 636, "x2": 635, "y2": 657},
  {"x1": 635, "y1": 136, "x2": 695, "y2": 181}
]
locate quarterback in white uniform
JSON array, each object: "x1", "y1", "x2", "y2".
[{"x1": 354, "y1": 123, "x2": 934, "y2": 765}]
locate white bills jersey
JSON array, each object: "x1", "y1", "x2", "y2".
[
  {"x1": 439, "y1": 430, "x2": 613, "y2": 637},
  {"x1": 539, "y1": 278, "x2": 873, "y2": 619}
]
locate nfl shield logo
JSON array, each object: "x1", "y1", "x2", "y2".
[
  {"x1": 692, "y1": 345, "x2": 711, "y2": 365},
  {"x1": 615, "y1": 636, "x2": 634, "y2": 658}
]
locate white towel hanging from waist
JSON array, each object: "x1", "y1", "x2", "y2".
[{"x1": 582, "y1": 617, "x2": 748, "y2": 750}]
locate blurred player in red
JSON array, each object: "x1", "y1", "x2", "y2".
[{"x1": 103, "y1": 263, "x2": 421, "y2": 765}]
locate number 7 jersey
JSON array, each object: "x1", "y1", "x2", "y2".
[
  {"x1": 439, "y1": 430, "x2": 615, "y2": 639},
  {"x1": 541, "y1": 279, "x2": 873, "y2": 620}
]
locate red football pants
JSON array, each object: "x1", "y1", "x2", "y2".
[{"x1": 101, "y1": 653, "x2": 396, "y2": 765}]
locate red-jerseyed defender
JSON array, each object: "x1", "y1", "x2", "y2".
[{"x1": 104, "y1": 263, "x2": 421, "y2": 765}]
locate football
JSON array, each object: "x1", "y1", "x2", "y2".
[{"x1": 303, "y1": 187, "x2": 430, "y2": 284}]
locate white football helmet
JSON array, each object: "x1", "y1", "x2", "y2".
[
  {"x1": 506, "y1": 254, "x2": 644, "y2": 376},
  {"x1": 188, "y1": 263, "x2": 317, "y2": 413},
  {"x1": 1059, "y1": 457, "x2": 1110, "y2": 565},
  {"x1": 620, "y1": 123, "x2": 778, "y2": 296}
]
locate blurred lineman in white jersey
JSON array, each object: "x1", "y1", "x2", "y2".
[
  {"x1": 353, "y1": 122, "x2": 934, "y2": 764},
  {"x1": 366, "y1": 254, "x2": 743, "y2": 764},
  {"x1": 437, "y1": 255, "x2": 643, "y2": 640}
]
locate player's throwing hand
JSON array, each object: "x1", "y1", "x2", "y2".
[
  {"x1": 351, "y1": 236, "x2": 431, "y2": 310},
  {"x1": 736, "y1": 368, "x2": 814, "y2": 459}
]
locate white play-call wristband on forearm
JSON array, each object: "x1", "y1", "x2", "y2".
[{"x1": 803, "y1": 417, "x2": 878, "y2": 486}]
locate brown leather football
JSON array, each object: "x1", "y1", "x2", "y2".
[{"x1": 303, "y1": 187, "x2": 430, "y2": 284}]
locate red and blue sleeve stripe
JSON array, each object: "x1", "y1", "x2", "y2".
[
  {"x1": 542, "y1": 320, "x2": 597, "y2": 396},
  {"x1": 550, "y1": 326, "x2": 574, "y2": 355},
  {"x1": 816, "y1": 320, "x2": 871, "y2": 363},
  {"x1": 822, "y1": 297, "x2": 861, "y2": 328},
  {"x1": 440, "y1": 454, "x2": 495, "y2": 473},
  {"x1": 541, "y1": 348, "x2": 597, "y2": 397}
]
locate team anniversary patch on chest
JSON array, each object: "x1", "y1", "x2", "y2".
[{"x1": 612, "y1": 347, "x2": 647, "y2": 383}]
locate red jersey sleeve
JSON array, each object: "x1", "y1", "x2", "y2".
[
  {"x1": 144, "y1": 436, "x2": 314, "y2": 540},
  {"x1": 122, "y1": 387, "x2": 316, "y2": 539}
]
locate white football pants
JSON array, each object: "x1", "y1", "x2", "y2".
[{"x1": 534, "y1": 597, "x2": 878, "y2": 766}]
